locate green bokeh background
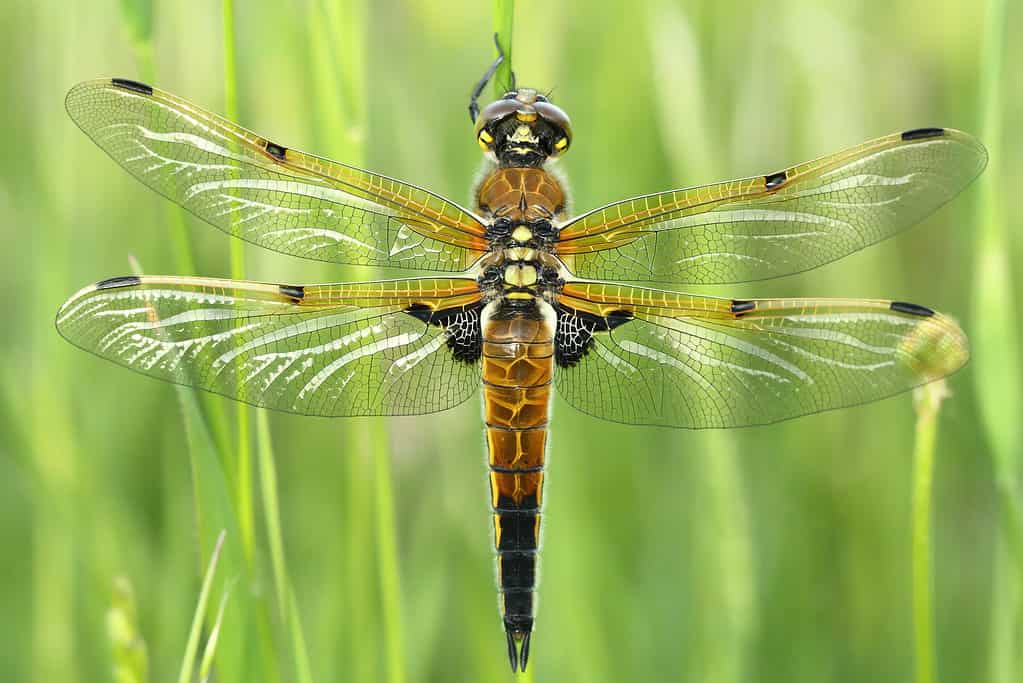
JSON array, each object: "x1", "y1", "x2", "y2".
[{"x1": 2, "y1": 1, "x2": 1021, "y2": 681}]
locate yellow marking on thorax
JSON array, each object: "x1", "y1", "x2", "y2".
[
  {"x1": 504, "y1": 264, "x2": 538, "y2": 287},
  {"x1": 507, "y1": 246, "x2": 537, "y2": 261}
]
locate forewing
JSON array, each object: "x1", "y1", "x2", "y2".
[
  {"x1": 555, "y1": 283, "x2": 968, "y2": 428},
  {"x1": 65, "y1": 79, "x2": 487, "y2": 271},
  {"x1": 56, "y1": 275, "x2": 483, "y2": 416},
  {"x1": 556, "y1": 129, "x2": 986, "y2": 283}
]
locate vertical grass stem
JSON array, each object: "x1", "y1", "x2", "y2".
[{"x1": 912, "y1": 381, "x2": 948, "y2": 683}]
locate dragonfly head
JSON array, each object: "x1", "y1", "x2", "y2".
[{"x1": 474, "y1": 89, "x2": 572, "y2": 166}]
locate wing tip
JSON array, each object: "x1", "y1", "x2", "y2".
[
  {"x1": 894, "y1": 303, "x2": 970, "y2": 378},
  {"x1": 900, "y1": 126, "x2": 989, "y2": 177}
]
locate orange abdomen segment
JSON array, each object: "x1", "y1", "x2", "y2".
[{"x1": 481, "y1": 306, "x2": 555, "y2": 641}]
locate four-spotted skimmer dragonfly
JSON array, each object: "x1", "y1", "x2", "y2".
[{"x1": 57, "y1": 56, "x2": 984, "y2": 671}]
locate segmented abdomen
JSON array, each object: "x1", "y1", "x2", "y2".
[{"x1": 481, "y1": 302, "x2": 555, "y2": 643}]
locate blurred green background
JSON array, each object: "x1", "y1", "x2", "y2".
[{"x1": 2, "y1": 0, "x2": 1021, "y2": 681}]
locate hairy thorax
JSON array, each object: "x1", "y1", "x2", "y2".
[
  {"x1": 474, "y1": 167, "x2": 570, "y2": 309},
  {"x1": 476, "y1": 167, "x2": 566, "y2": 223}
]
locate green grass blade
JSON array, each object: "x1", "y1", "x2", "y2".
[
  {"x1": 121, "y1": 0, "x2": 234, "y2": 471},
  {"x1": 256, "y1": 410, "x2": 314, "y2": 683},
  {"x1": 372, "y1": 430, "x2": 406, "y2": 683},
  {"x1": 304, "y1": 2, "x2": 378, "y2": 668},
  {"x1": 198, "y1": 589, "x2": 233, "y2": 683},
  {"x1": 221, "y1": 0, "x2": 256, "y2": 566},
  {"x1": 308, "y1": 2, "x2": 406, "y2": 680},
  {"x1": 177, "y1": 531, "x2": 226, "y2": 683},
  {"x1": 971, "y1": 0, "x2": 1023, "y2": 680},
  {"x1": 493, "y1": 0, "x2": 515, "y2": 95},
  {"x1": 647, "y1": 4, "x2": 754, "y2": 680}
]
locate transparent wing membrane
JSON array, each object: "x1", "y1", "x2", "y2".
[
  {"x1": 555, "y1": 282, "x2": 968, "y2": 428},
  {"x1": 556, "y1": 129, "x2": 986, "y2": 283},
  {"x1": 55, "y1": 275, "x2": 483, "y2": 416},
  {"x1": 65, "y1": 79, "x2": 487, "y2": 271}
]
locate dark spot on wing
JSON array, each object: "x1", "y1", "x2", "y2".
[
  {"x1": 96, "y1": 275, "x2": 142, "y2": 291},
  {"x1": 280, "y1": 285, "x2": 305, "y2": 302},
  {"x1": 604, "y1": 309, "x2": 634, "y2": 329},
  {"x1": 731, "y1": 300, "x2": 756, "y2": 315},
  {"x1": 764, "y1": 171, "x2": 787, "y2": 190},
  {"x1": 265, "y1": 141, "x2": 288, "y2": 161},
  {"x1": 404, "y1": 302, "x2": 433, "y2": 323},
  {"x1": 891, "y1": 301, "x2": 935, "y2": 317},
  {"x1": 110, "y1": 78, "x2": 153, "y2": 96},
  {"x1": 404, "y1": 302, "x2": 483, "y2": 362},
  {"x1": 555, "y1": 306, "x2": 634, "y2": 367},
  {"x1": 901, "y1": 127, "x2": 945, "y2": 141}
]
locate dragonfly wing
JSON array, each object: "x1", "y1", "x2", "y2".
[
  {"x1": 556, "y1": 129, "x2": 986, "y2": 283},
  {"x1": 66, "y1": 79, "x2": 488, "y2": 272},
  {"x1": 554, "y1": 282, "x2": 968, "y2": 428},
  {"x1": 56, "y1": 275, "x2": 484, "y2": 417}
]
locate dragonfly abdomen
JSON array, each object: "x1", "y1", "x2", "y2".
[{"x1": 481, "y1": 299, "x2": 556, "y2": 671}]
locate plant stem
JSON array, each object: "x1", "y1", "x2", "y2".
[
  {"x1": 372, "y1": 428, "x2": 406, "y2": 683},
  {"x1": 177, "y1": 531, "x2": 226, "y2": 683},
  {"x1": 912, "y1": 381, "x2": 947, "y2": 683},
  {"x1": 493, "y1": 1, "x2": 515, "y2": 95},
  {"x1": 256, "y1": 411, "x2": 314, "y2": 683},
  {"x1": 221, "y1": 0, "x2": 255, "y2": 564},
  {"x1": 972, "y1": 0, "x2": 1023, "y2": 679}
]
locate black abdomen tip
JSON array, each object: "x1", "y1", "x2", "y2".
[
  {"x1": 505, "y1": 629, "x2": 533, "y2": 673},
  {"x1": 96, "y1": 275, "x2": 142, "y2": 291},
  {"x1": 110, "y1": 78, "x2": 153, "y2": 96},
  {"x1": 891, "y1": 300, "x2": 935, "y2": 317},
  {"x1": 901, "y1": 127, "x2": 945, "y2": 141}
]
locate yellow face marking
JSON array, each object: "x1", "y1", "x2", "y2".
[
  {"x1": 509, "y1": 125, "x2": 539, "y2": 144},
  {"x1": 555, "y1": 137, "x2": 568, "y2": 150},
  {"x1": 479, "y1": 129, "x2": 493, "y2": 143},
  {"x1": 511, "y1": 226, "x2": 532, "y2": 243},
  {"x1": 516, "y1": 110, "x2": 538, "y2": 123}
]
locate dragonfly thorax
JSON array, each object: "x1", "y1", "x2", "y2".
[{"x1": 476, "y1": 249, "x2": 564, "y2": 305}]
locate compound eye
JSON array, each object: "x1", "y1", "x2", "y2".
[
  {"x1": 474, "y1": 99, "x2": 522, "y2": 139},
  {"x1": 534, "y1": 102, "x2": 572, "y2": 154}
]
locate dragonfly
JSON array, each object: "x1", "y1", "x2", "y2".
[{"x1": 57, "y1": 42, "x2": 985, "y2": 672}]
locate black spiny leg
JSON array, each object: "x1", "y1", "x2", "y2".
[{"x1": 469, "y1": 33, "x2": 507, "y2": 124}]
